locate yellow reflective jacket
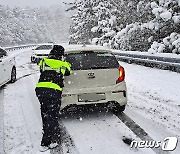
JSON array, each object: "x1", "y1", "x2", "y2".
[{"x1": 36, "y1": 58, "x2": 72, "y2": 91}]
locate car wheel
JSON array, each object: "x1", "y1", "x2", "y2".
[
  {"x1": 108, "y1": 102, "x2": 126, "y2": 114},
  {"x1": 112, "y1": 105, "x2": 126, "y2": 115},
  {"x1": 10, "y1": 67, "x2": 16, "y2": 83},
  {"x1": 31, "y1": 57, "x2": 34, "y2": 63},
  {"x1": 128, "y1": 59, "x2": 132, "y2": 64}
]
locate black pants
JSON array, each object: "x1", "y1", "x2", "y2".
[{"x1": 36, "y1": 88, "x2": 62, "y2": 146}]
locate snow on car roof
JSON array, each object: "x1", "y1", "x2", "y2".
[
  {"x1": 61, "y1": 44, "x2": 112, "y2": 53},
  {"x1": 36, "y1": 43, "x2": 53, "y2": 46}
]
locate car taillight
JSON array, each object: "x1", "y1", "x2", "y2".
[{"x1": 116, "y1": 66, "x2": 125, "y2": 84}]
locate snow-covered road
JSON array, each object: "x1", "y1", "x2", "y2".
[
  {"x1": 0, "y1": 87, "x2": 4, "y2": 154},
  {"x1": 0, "y1": 49, "x2": 179, "y2": 154}
]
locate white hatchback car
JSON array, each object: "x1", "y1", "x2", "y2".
[
  {"x1": 31, "y1": 44, "x2": 53, "y2": 63},
  {"x1": 62, "y1": 45, "x2": 127, "y2": 113},
  {"x1": 0, "y1": 47, "x2": 16, "y2": 87}
]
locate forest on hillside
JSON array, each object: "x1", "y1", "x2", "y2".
[
  {"x1": 0, "y1": 4, "x2": 71, "y2": 46},
  {"x1": 68, "y1": 0, "x2": 180, "y2": 54}
]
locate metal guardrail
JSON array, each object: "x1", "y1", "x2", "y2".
[
  {"x1": 4, "y1": 44, "x2": 37, "y2": 51},
  {"x1": 3, "y1": 44, "x2": 180, "y2": 73},
  {"x1": 115, "y1": 52, "x2": 180, "y2": 64},
  {"x1": 114, "y1": 52, "x2": 180, "y2": 73}
]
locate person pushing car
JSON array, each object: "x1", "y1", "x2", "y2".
[{"x1": 35, "y1": 45, "x2": 72, "y2": 151}]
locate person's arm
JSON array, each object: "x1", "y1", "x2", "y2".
[
  {"x1": 62, "y1": 61, "x2": 72, "y2": 76},
  {"x1": 38, "y1": 58, "x2": 44, "y2": 73},
  {"x1": 64, "y1": 69, "x2": 71, "y2": 76}
]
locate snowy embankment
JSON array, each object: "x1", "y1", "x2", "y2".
[
  {"x1": 0, "y1": 48, "x2": 180, "y2": 154},
  {"x1": 122, "y1": 62, "x2": 180, "y2": 135}
]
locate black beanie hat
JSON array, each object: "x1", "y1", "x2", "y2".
[{"x1": 48, "y1": 45, "x2": 64, "y2": 60}]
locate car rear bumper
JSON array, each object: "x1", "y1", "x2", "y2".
[{"x1": 61, "y1": 82, "x2": 127, "y2": 110}]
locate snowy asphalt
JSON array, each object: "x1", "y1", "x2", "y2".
[
  {"x1": 0, "y1": 48, "x2": 179, "y2": 154},
  {"x1": 0, "y1": 87, "x2": 4, "y2": 154}
]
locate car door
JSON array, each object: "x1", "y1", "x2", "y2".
[
  {"x1": 0, "y1": 61, "x2": 4, "y2": 86},
  {"x1": 3, "y1": 52, "x2": 13, "y2": 81},
  {"x1": 0, "y1": 48, "x2": 6, "y2": 85},
  {"x1": 0, "y1": 48, "x2": 9, "y2": 85}
]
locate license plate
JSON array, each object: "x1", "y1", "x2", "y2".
[{"x1": 78, "y1": 93, "x2": 106, "y2": 102}]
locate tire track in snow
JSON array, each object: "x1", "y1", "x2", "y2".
[
  {"x1": 58, "y1": 106, "x2": 155, "y2": 154},
  {"x1": 128, "y1": 88, "x2": 180, "y2": 135},
  {"x1": 116, "y1": 112, "x2": 169, "y2": 154},
  {"x1": 16, "y1": 72, "x2": 39, "y2": 81},
  {"x1": 50, "y1": 121, "x2": 79, "y2": 154}
]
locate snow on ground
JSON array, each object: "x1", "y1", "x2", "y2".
[
  {"x1": 120, "y1": 62, "x2": 180, "y2": 153},
  {"x1": 62, "y1": 109, "x2": 154, "y2": 154},
  {"x1": 120, "y1": 62, "x2": 180, "y2": 134},
  {"x1": 2, "y1": 48, "x2": 43, "y2": 154},
  {"x1": 0, "y1": 48, "x2": 180, "y2": 154},
  {"x1": 0, "y1": 87, "x2": 4, "y2": 154}
]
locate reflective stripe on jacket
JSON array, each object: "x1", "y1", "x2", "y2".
[
  {"x1": 36, "y1": 58, "x2": 72, "y2": 91},
  {"x1": 39, "y1": 58, "x2": 72, "y2": 75},
  {"x1": 36, "y1": 82, "x2": 62, "y2": 91}
]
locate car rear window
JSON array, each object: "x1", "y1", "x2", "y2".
[{"x1": 65, "y1": 51, "x2": 119, "y2": 70}]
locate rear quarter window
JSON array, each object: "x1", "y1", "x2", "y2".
[{"x1": 65, "y1": 51, "x2": 119, "y2": 70}]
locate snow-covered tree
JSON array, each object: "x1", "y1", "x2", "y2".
[
  {"x1": 111, "y1": 0, "x2": 180, "y2": 52},
  {"x1": 90, "y1": 0, "x2": 121, "y2": 48},
  {"x1": 68, "y1": 0, "x2": 121, "y2": 46},
  {"x1": 147, "y1": 0, "x2": 180, "y2": 54},
  {"x1": 68, "y1": 0, "x2": 97, "y2": 44},
  {"x1": 68, "y1": 0, "x2": 180, "y2": 54}
]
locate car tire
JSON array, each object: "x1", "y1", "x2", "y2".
[
  {"x1": 128, "y1": 59, "x2": 132, "y2": 64},
  {"x1": 31, "y1": 57, "x2": 34, "y2": 63},
  {"x1": 31, "y1": 57, "x2": 36, "y2": 63},
  {"x1": 108, "y1": 102, "x2": 126, "y2": 114},
  {"x1": 112, "y1": 105, "x2": 126, "y2": 115},
  {"x1": 10, "y1": 67, "x2": 16, "y2": 83}
]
